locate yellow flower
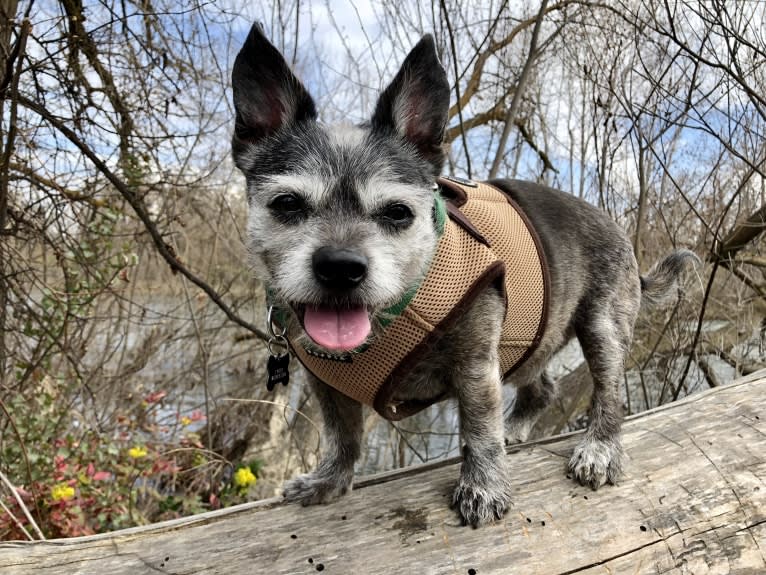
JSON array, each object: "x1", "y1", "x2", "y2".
[
  {"x1": 180, "y1": 416, "x2": 192, "y2": 426},
  {"x1": 51, "y1": 483, "x2": 75, "y2": 502},
  {"x1": 233, "y1": 467, "x2": 256, "y2": 488},
  {"x1": 128, "y1": 446, "x2": 148, "y2": 459}
]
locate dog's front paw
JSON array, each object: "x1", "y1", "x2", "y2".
[
  {"x1": 283, "y1": 470, "x2": 353, "y2": 506},
  {"x1": 452, "y1": 477, "x2": 511, "y2": 527},
  {"x1": 568, "y1": 437, "x2": 624, "y2": 489},
  {"x1": 451, "y1": 447, "x2": 512, "y2": 527}
]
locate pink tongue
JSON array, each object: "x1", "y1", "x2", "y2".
[{"x1": 303, "y1": 306, "x2": 371, "y2": 351}]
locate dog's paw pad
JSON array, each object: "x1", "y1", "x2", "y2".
[
  {"x1": 283, "y1": 472, "x2": 351, "y2": 506},
  {"x1": 568, "y1": 438, "x2": 623, "y2": 489},
  {"x1": 451, "y1": 480, "x2": 512, "y2": 527}
]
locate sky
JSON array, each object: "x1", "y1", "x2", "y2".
[{"x1": 11, "y1": 0, "x2": 765, "y2": 219}]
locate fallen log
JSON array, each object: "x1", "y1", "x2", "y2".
[{"x1": 1, "y1": 370, "x2": 765, "y2": 574}]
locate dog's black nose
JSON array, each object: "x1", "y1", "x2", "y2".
[{"x1": 312, "y1": 247, "x2": 368, "y2": 290}]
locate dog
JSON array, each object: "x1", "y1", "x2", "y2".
[{"x1": 230, "y1": 24, "x2": 698, "y2": 527}]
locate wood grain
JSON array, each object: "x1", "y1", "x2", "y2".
[{"x1": 1, "y1": 370, "x2": 765, "y2": 574}]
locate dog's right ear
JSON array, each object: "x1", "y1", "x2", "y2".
[{"x1": 231, "y1": 23, "x2": 316, "y2": 159}]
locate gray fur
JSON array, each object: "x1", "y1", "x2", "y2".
[
  {"x1": 640, "y1": 249, "x2": 700, "y2": 307},
  {"x1": 283, "y1": 376, "x2": 362, "y2": 504},
  {"x1": 505, "y1": 372, "x2": 557, "y2": 444},
  {"x1": 231, "y1": 26, "x2": 698, "y2": 526}
]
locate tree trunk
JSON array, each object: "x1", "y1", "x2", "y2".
[
  {"x1": 0, "y1": 0, "x2": 20, "y2": 381},
  {"x1": 633, "y1": 144, "x2": 649, "y2": 268}
]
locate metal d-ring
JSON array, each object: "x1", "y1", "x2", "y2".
[
  {"x1": 266, "y1": 305, "x2": 289, "y2": 356},
  {"x1": 267, "y1": 305, "x2": 287, "y2": 338}
]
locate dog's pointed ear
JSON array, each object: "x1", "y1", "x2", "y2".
[
  {"x1": 371, "y1": 35, "x2": 450, "y2": 173},
  {"x1": 231, "y1": 23, "x2": 316, "y2": 157}
]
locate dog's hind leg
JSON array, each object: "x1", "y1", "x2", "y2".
[
  {"x1": 503, "y1": 321, "x2": 574, "y2": 445},
  {"x1": 568, "y1": 288, "x2": 640, "y2": 489},
  {"x1": 283, "y1": 374, "x2": 363, "y2": 505},
  {"x1": 505, "y1": 371, "x2": 557, "y2": 444}
]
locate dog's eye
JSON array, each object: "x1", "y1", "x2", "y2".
[
  {"x1": 376, "y1": 203, "x2": 414, "y2": 230},
  {"x1": 268, "y1": 193, "x2": 308, "y2": 223}
]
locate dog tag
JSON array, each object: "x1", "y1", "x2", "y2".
[{"x1": 266, "y1": 353, "x2": 290, "y2": 391}]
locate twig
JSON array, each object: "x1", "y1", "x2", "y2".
[
  {"x1": 390, "y1": 423, "x2": 427, "y2": 464},
  {"x1": 489, "y1": 0, "x2": 549, "y2": 178},
  {"x1": 178, "y1": 271, "x2": 214, "y2": 487},
  {"x1": 1, "y1": 17, "x2": 31, "y2": 378},
  {"x1": 219, "y1": 397, "x2": 322, "y2": 453},
  {"x1": 674, "y1": 163, "x2": 762, "y2": 399},
  {"x1": 16, "y1": 95, "x2": 269, "y2": 343},
  {"x1": 0, "y1": 469, "x2": 45, "y2": 540},
  {"x1": 0, "y1": 396, "x2": 43, "y2": 530},
  {"x1": 439, "y1": 0, "x2": 473, "y2": 178},
  {"x1": 0, "y1": 497, "x2": 33, "y2": 541}
]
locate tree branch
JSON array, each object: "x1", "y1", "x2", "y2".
[
  {"x1": 489, "y1": 0, "x2": 549, "y2": 178},
  {"x1": 17, "y1": 95, "x2": 269, "y2": 342},
  {"x1": 712, "y1": 204, "x2": 766, "y2": 263}
]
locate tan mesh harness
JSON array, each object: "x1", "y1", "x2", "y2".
[{"x1": 291, "y1": 177, "x2": 549, "y2": 421}]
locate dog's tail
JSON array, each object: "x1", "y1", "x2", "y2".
[{"x1": 640, "y1": 249, "x2": 700, "y2": 308}]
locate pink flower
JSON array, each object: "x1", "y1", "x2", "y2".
[
  {"x1": 189, "y1": 410, "x2": 206, "y2": 422},
  {"x1": 143, "y1": 391, "x2": 167, "y2": 404}
]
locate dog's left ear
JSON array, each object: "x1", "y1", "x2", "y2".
[{"x1": 371, "y1": 35, "x2": 450, "y2": 174}]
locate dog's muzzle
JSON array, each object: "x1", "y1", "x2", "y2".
[{"x1": 299, "y1": 246, "x2": 372, "y2": 352}]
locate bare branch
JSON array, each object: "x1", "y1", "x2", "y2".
[
  {"x1": 489, "y1": 0, "x2": 549, "y2": 179},
  {"x1": 17, "y1": 95, "x2": 269, "y2": 342}
]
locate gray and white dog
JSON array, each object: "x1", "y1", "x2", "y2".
[{"x1": 231, "y1": 24, "x2": 697, "y2": 526}]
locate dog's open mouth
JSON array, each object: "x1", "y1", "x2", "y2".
[{"x1": 302, "y1": 305, "x2": 371, "y2": 351}]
